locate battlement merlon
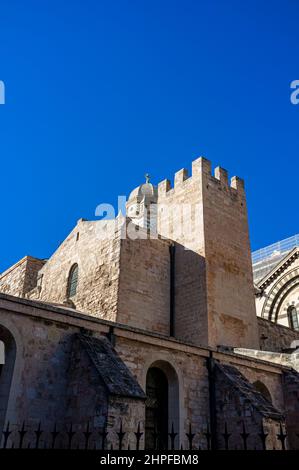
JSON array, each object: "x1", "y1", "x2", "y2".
[
  {"x1": 214, "y1": 166, "x2": 228, "y2": 187},
  {"x1": 174, "y1": 168, "x2": 188, "y2": 186},
  {"x1": 157, "y1": 156, "x2": 246, "y2": 197},
  {"x1": 230, "y1": 175, "x2": 245, "y2": 192}
]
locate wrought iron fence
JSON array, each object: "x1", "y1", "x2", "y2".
[{"x1": 0, "y1": 420, "x2": 298, "y2": 450}]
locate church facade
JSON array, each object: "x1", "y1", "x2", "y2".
[
  {"x1": 0, "y1": 156, "x2": 299, "y2": 450},
  {"x1": 253, "y1": 235, "x2": 299, "y2": 339}
]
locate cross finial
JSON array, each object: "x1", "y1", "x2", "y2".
[{"x1": 145, "y1": 173, "x2": 150, "y2": 184}]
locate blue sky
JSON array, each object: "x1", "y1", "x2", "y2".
[{"x1": 0, "y1": 0, "x2": 298, "y2": 272}]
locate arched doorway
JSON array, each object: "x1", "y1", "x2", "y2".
[
  {"x1": 145, "y1": 360, "x2": 179, "y2": 450},
  {"x1": 145, "y1": 367, "x2": 168, "y2": 449},
  {"x1": 252, "y1": 380, "x2": 272, "y2": 403},
  {"x1": 0, "y1": 325, "x2": 16, "y2": 436}
]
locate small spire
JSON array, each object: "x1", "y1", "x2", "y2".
[{"x1": 145, "y1": 173, "x2": 150, "y2": 184}]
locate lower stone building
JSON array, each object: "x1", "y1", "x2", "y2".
[{"x1": 0, "y1": 157, "x2": 299, "y2": 450}]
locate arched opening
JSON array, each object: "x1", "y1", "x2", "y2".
[
  {"x1": 264, "y1": 272, "x2": 299, "y2": 323},
  {"x1": 145, "y1": 368, "x2": 168, "y2": 449},
  {"x1": 287, "y1": 306, "x2": 299, "y2": 331},
  {"x1": 145, "y1": 360, "x2": 179, "y2": 450},
  {"x1": 67, "y1": 264, "x2": 78, "y2": 298},
  {"x1": 252, "y1": 380, "x2": 272, "y2": 403},
  {"x1": 0, "y1": 325, "x2": 16, "y2": 435}
]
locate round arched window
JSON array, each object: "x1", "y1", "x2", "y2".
[
  {"x1": 288, "y1": 306, "x2": 299, "y2": 331},
  {"x1": 67, "y1": 264, "x2": 78, "y2": 298}
]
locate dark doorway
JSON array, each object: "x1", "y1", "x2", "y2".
[{"x1": 145, "y1": 367, "x2": 168, "y2": 449}]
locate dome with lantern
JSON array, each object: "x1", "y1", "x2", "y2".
[
  {"x1": 126, "y1": 174, "x2": 158, "y2": 227},
  {"x1": 128, "y1": 174, "x2": 158, "y2": 203}
]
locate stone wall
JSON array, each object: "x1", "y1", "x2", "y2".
[
  {"x1": 114, "y1": 334, "x2": 210, "y2": 449},
  {"x1": 222, "y1": 355, "x2": 285, "y2": 414},
  {"x1": 0, "y1": 256, "x2": 45, "y2": 297},
  {"x1": 0, "y1": 294, "x2": 296, "y2": 450},
  {"x1": 30, "y1": 219, "x2": 121, "y2": 322},
  {"x1": 283, "y1": 370, "x2": 299, "y2": 450},
  {"x1": 0, "y1": 309, "x2": 74, "y2": 438},
  {"x1": 0, "y1": 258, "x2": 28, "y2": 296},
  {"x1": 27, "y1": 217, "x2": 174, "y2": 337},
  {"x1": 118, "y1": 236, "x2": 171, "y2": 335},
  {"x1": 0, "y1": 298, "x2": 146, "y2": 448},
  {"x1": 258, "y1": 317, "x2": 299, "y2": 352},
  {"x1": 107, "y1": 396, "x2": 145, "y2": 449},
  {"x1": 66, "y1": 335, "x2": 109, "y2": 435}
]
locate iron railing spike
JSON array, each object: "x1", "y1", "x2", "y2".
[
  {"x1": 276, "y1": 422, "x2": 287, "y2": 450},
  {"x1": 2, "y1": 421, "x2": 12, "y2": 449},
  {"x1": 18, "y1": 421, "x2": 27, "y2": 449},
  {"x1": 4, "y1": 420, "x2": 299, "y2": 450},
  {"x1": 203, "y1": 422, "x2": 212, "y2": 450},
  {"x1": 67, "y1": 422, "x2": 75, "y2": 450},
  {"x1": 258, "y1": 422, "x2": 268, "y2": 450},
  {"x1": 134, "y1": 422, "x2": 143, "y2": 451},
  {"x1": 116, "y1": 420, "x2": 126, "y2": 450},
  {"x1": 186, "y1": 422, "x2": 195, "y2": 450},
  {"x1": 222, "y1": 422, "x2": 231, "y2": 450},
  {"x1": 168, "y1": 422, "x2": 177, "y2": 451},
  {"x1": 99, "y1": 431, "x2": 108, "y2": 450},
  {"x1": 83, "y1": 422, "x2": 92, "y2": 450},
  {"x1": 34, "y1": 421, "x2": 43, "y2": 449},
  {"x1": 240, "y1": 421, "x2": 250, "y2": 450},
  {"x1": 51, "y1": 422, "x2": 59, "y2": 449}
]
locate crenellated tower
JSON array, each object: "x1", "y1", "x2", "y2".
[{"x1": 156, "y1": 157, "x2": 259, "y2": 349}]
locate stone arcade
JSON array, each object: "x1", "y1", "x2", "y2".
[{"x1": 0, "y1": 156, "x2": 299, "y2": 450}]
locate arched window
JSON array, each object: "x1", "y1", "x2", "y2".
[
  {"x1": 67, "y1": 264, "x2": 78, "y2": 298},
  {"x1": 288, "y1": 306, "x2": 299, "y2": 331}
]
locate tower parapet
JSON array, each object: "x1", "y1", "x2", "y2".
[{"x1": 157, "y1": 156, "x2": 245, "y2": 199}]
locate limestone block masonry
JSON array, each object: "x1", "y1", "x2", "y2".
[{"x1": 0, "y1": 256, "x2": 45, "y2": 297}]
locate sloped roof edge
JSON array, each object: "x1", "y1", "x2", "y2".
[{"x1": 216, "y1": 363, "x2": 284, "y2": 421}]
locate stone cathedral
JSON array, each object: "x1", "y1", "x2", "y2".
[{"x1": 0, "y1": 156, "x2": 299, "y2": 450}]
